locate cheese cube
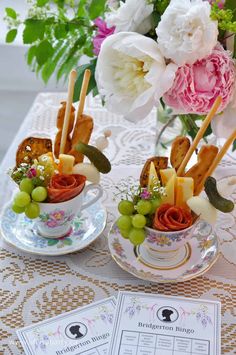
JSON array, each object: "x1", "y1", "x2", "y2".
[
  {"x1": 160, "y1": 168, "x2": 176, "y2": 186},
  {"x1": 59, "y1": 154, "x2": 75, "y2": 174},
  {"x1": 148, "y1": 162, "x2": 159, "y2": 191},
  {"x1": 162, "y1": 174, "x2": 176, "y2": 205},
  {"x1": 176, "y1": 177, "x2": 194, "y2": 208}
]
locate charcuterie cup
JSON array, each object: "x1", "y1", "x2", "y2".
[{"x1": 37, "y1": 184, "x2": 103, "y2": 238}]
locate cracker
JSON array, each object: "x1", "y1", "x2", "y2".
[
  {"x1": 140, "y1": 156, "x2": 168, "y2": 187},
  {"x1": 185, "y1": 145, "x2": 219, "y2": 194},
  {"x1": 16, "y1": 137, "x2": 52, "y2": 166},
  {"x1": 170, "y1": 136, "x2": 191, "y2": 171}
]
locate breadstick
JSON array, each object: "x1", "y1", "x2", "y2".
[
  {"x1": 196, "y1": 129, "x2": 236, "y2": 195},
  {"x1": 69, "y1": 69, "x2": 93, "y2": 163},
  {"x1": 60, "y1": 69, "x2": 77, "y2": 154},
  {"x1": 75, "y1": 69, "x2": 91, "y2": 124},
  {"x1": 177, "y1": 96, "x2": 222, "y2": 176}
]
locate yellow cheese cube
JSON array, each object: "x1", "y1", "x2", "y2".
[
  {"x1": 176, "y1": 177, "x2": 194, "y2": 208},
  {"x1": 160, "y1": 168, "x2": 176, "y2": 186},
  {"x1": 148, "y1": 162, "x2": 159, "y2": 191},
  {"x1": 59, "y1": 154, "x2": 75, "y2": 174},
  {"x1": 162, "y1": 174, "x2": 176, "y2": 205}
]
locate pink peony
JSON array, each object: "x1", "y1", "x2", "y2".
[
  {"x1": 93, "y1": 18, "x2": 115, "y2": 55},
  {"x1": 163, "y1": 44, "x2": 235, "y2": 114}
]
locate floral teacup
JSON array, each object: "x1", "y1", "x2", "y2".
[
  {"x1": 144, "y1": 220, "x2": 199, "y2": 260},
  {"x1": 37, "y1": 184, "x2": 103, "y2": 238}
]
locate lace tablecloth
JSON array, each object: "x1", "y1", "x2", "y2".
[{"x1": 0, "y1": 93, "x2": 236, "y2": 354}]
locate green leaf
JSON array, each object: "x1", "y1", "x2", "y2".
[
  {"x1": 63, "y1": 238, "x2": 73, "y2": 246},
  {"x1": 41, "y1": 42, "x2": 68, "y2": 83},
  {"x1": 88, "y1": 0, "x2": 106, "y2": 20},
  {"x1": 225, "y1": 0, "x2": 236, "y2": 21},
  {"x1": 35, "y1": 40, "x2": 54, "y2": 66},
  {"x1": 23, "y1": 20, "x2": 45, "y2": 44},
  {"x1": 77, "y1": 0, "x2": 88, "y2": 17},
  {"x1": 37, "y1": 0, "x2": 50, "y2": 6},
  {"x1": 54, "y1": 24, "x2": 67, "y2": 39},
  {"x1": 6, "y1": 29, "x2": 17, "y2": 43},
  {"x1": 27, "y1": 45, "x2": 37, "y2": 65},
  {"x1": 5, "y1": 7, "x2": 17, "y2": 19},
  {"x1": 73, "y1": 59, "x2": 97, "y2": 102},
  {"x1": 48, "y1": 239, "x2": 59, "y2": 246}
]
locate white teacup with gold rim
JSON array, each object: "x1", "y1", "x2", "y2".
[
  {"x1": 37, "y1": 184, "x2": 103, "y2": 238},
  {"x1": 144, "y1": 220, "x2": 198, "y2": 262}
]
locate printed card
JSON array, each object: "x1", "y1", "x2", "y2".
[
  {"x1": 109, "y1": 292, "x2": 220, "y2": 355},
  {"x1": 17, "y1": 297, "x2": 116, "y2": 355}
]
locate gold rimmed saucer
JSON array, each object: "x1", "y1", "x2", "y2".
[{"x1": 108, "y1": 222, "x2": 219, "y2": 283}]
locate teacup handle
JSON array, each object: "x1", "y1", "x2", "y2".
[{"x1": 81, "y1": 184, "x2": 103, "y2": 210}]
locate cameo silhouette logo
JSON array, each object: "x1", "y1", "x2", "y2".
[
  {"x1": 157, "y1": 306, "x2": 179, "y2": 323},
  {"x1": 65, "y1": 322, "x2": 88, "y2": 340}
]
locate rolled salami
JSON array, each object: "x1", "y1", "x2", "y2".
[{"x1": 47, "y1": 174, "x2": 86, "y2": 203}]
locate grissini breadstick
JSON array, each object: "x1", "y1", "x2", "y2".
[
  {"x1": 196, "y1": 129, "x2": 236, "y2": 195},
  {"x1": 69, "y1": 69, "x2": 94, "y2": 163},
  {"x1": 177, "y1": 96, "x2": 222, "y2": 176},
  {"x1": 54, "y1": 101, "x2": 75, "y2": 158},
  {"x1": 75, "y1": 69, "x2": 91, "y2": 125},
  {"x1": 60, "y1": 69, "x2": 77, "y2": 154}
]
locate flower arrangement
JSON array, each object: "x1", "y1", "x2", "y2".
[{"x1": 4, "y1": 0, "x2": 236, "y2": 144}]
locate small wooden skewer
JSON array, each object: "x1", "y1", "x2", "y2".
[
  {"x1": 75, "y1": 69, "x2": 91, "y2": 124},
  {"x1": 60, "y1": 69, "x2": 77, "y2": 154},
  {"x1": 177, "y1": 96, "x2": 222, "y2": 177},
  {"x1": 196, "y1": 129, "x2": 236, "y2": 195}
]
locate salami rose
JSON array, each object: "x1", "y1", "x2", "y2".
[
  {"x1": 153, "y1": 204, "x2": 193, "y2": 231},
  {"x1": 47, "y1": 174, "x2": 86, "y2": 203}
]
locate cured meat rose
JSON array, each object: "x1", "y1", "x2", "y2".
[
  {"x1": 47, "y1": 174, "x2": 86, "y2": 203},
  {"x1": 153, "y1": 204, "x2": 193, "y2": 231}
]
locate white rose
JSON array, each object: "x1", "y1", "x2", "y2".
[
  {"x1": 106, "y1": 0, "x2": 154, "y2": 34},
  {"x1": 156, "y1": 0, "x2": 218, "y2": 66},
  {"x1": 95, "y1": 32, "x2": 178, "y2": 121},
  {"x1": 211, "y1": 84, "x2": 236, "y2": 139}
]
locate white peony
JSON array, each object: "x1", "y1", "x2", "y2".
[
  {"x1": 211, "y1": 84, "x2": 236, "y2": 139},
  {"x1": 106, "y1": 0, "x2": 154, "y2": 34},
  {"x1": 156, "y1": 0, "x2": 218, "y2": 66},
  {"x1": 95, "y1": 32, "x2": 178, "y2": 121}
]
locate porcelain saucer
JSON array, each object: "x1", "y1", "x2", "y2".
[
  {"x1": 0, "y1": 199, "x2": 106, "y2": 256},
  {"x1": 108, "y1": 221, "x2": 219, "y2": 283}
]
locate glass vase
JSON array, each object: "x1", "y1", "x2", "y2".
[{"x1": 155, "y1": 105, "x2": 217, "y2": 164}]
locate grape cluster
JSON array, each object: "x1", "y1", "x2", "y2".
[
  {"x1": 12, "y1": 178, "x2": 47, "y2": 219},
  {"x1": 116, "y1": 198, "x2": 161, "y2": 246}
]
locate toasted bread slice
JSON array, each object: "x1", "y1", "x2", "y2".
[
  {"x1": 68, "y1": 114, "x2": 94, "y2": 164},
  {"x1": 140, "y1": 156, "x2": 168, "y2": 187},
  {"x1": 16, "y1": 137, "x2": 53, "y2": 166},
  {"x1": 185, "y1": 145, "x2": 219, "y2": 195},
  {"x1": 170, "y1": 136, "x2": 191, "y2": 171}
]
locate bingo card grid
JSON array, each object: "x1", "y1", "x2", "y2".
[{"x1": 118, "y1": 330, "x2": 210, "y2": 355}]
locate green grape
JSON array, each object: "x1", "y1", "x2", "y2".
[
  {"x1": 14, "y1": 191, "x2": 31, "y2": 208},
  {"x1": 129, "y1": 228, "x2": 146, "y2": 245},
  {"x1": 150, "y1": 197, "x2": 162, "y2": 214},
  {"x1": 120, "y1": 228, "x2": 130, "y2": 239},
  {"x1": 116, "y1": 215, "x2": 132, "y2": 230},
  {"x1": 25, "y1": 202, "x2": 40, "y2": 219},
  {"x1": 132, "y1": 214, "x2": 146, "y2": 229},
  {"x1": 31, "y1": 186, "x2": 47, "y2": 202},
  {"x1": 118, "y1": 200, "x2": 134, "y2": 215},
  {"x1": 20, "y1": 178, "x2": 34, "y2": 194},
  {"x1": 136, "y1": 200, "x2": 152, "y2": 215},
  {"x1": 12, "y1": 203, "x2": 25, "y2": 214}
]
